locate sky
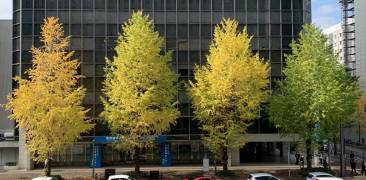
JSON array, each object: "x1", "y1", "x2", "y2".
[{"x1": 0, "y1": 0, "x2": 341, "y2": 30}]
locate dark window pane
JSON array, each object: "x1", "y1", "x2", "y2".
[
  {"x1": 71, "y1": 11, "x2": 82, "y2": 23},
  {"x1": 201, "y1": 24, "x2": 211, "y2": 37},
  {"x1": 201, "y1": 0, "x2": 211, "y2": 10},
  {"x1": 83, "y1": 0, "x2": 93, "y2": 9},
  {"x1": 59, "y1": 11, "x2": 69, "y2": 23},
  {"x1": 34, "y1": 24, "x2": 42, "y2": 35},
  {"x1": 22, "y1": 11, "x2": 32, "y2": 23},
  {"x1": 59, "y1": 0, "x2": 69, "y2": 9},
  {"x1": 83, "y1": 78, "x2": 94, "y2": 91},
  {"x1": 178, "y1": 0, "x2": 188, "y2": 10},
  {"x1": 271, "y1": 24, "x2": 280, "y2": 36},
  {"x1": 270, "y1": 11, "x2": 281, "y2": 23},
  {"x1": 143, "y1": 0, "x2": 153, "y2": 10},
  {"x1": 83, "y1": 24, "x2": 93, "y2": 36},
  {"x1": 130, "y1": 0, "x2": 141, "y2": 10},
  {"x1": 155, "y1": 24, "x2": 165, "y2": 36},
  {"x1": 107, "y1": 0, "x2": 118, "y2": 9},
  {"x1": 189, "y1": 25, "x2": 199, "y2": 37},
  {"x1": 259, "y1": 50, "x2": 269, "y2": 60},
  {"x1": 155, "y1": 0, "x2": 164, "y2": 10},
  {"x1": 107, "y1": 24, "x2": 118, "y2": 36},
  {"x1": 293, "y1": 0, "x2": 303, "y2": 9},
  {"x1": 83, "y1": 50, "x2": 94, "y2": 63},
  {"x1": 22, "y1": 0, "x2": 33, "y2": 9},
  {"x1": 293, "y1": 11, "x2": 303, "y2": 23},
  {"x1": 212, "y1": 0, "x2": 222, "y2": 11},
  {"x1": 293, "y1": 24, "x2": 302, "y2": 35},
  {"x1": 235, "y1": 0, "x2": 245, "y2": 10},
  {"x1": 95, "y1": 65, "x2": 105, "y2": 76},
  {"x1": 271, "y1": 37, "x2": 281, "y2": 50},
  {"x1": 71, "y1": 24, "x2": 81, "y2": 36},
  {"x1": 259, "y1": 25, "x2": 268, "y2": 37},
  {"x1": 224, "y1": 0, "x2": 234, "y2": 11},
  {"x1": 95, "y1": 38, "x2": 106, "y2": 50},
  {"x1": 178, "y1": 25, "x2": 188, "y2": 38},
  {"x1": 166, "y1": 24, "x2": 176, "y2": 37},
  {"x1": 282, "y1": 11, "x2": 292, "y2": 23},
  {"x1": 95, "y1": 24, "x2": 106, "y2": 36},
  {"x1": 166, "y1": 0, "x2": 176, "y2": 10},
  {"x1": 119, "y1": 0, "x2": 129, "y2": 10},
  {"x1": 34, "y1": 0, "x2": 45, "y2": 8},
  {"x1": 189, "y1": 0, "x2": 199, "y2": 10},
  {"x1": 95, "y1": 11, "x2": 106, "y2": 23},
  {"x1": 71, "y1": 0, "x2": 81, "y2": 9},
  {"x1": 95, "y1": 51, "x2": 106, "y2": 63},
  {"x1": 247, "y1": 25, "x2": 257, "y2": 36},
  {"x1": 13, "y1": 24, "x2": 20, "y2": 37},
  {"x1": 248, "y1": 0, "x2": 257, "y2": 10},
  {"x1": 259, "y1": 12, "x2": 269, "y2": 23},
  {"x1": 95, "y1": 0, "x2": 106, "y2": 9},
  {"x1": 270, "y1": 0, "x2": 280, "y2": 9},
  {"x1": 22, "y1": 24, "x2": 32, "y2": 35},
  {"x1": 282, "y1": 37, "x2": 292, "y2": 49},
  {"x1": 46, "y1": 0, "x2": 57, "y2": 9},
  {"x1": 258, "y1": 0, "x2": 269, "y2": 10},
  {"x1": 70, "y1": 38, "x2": 81, "y2": 49},
  {"x1": 271, "y1": 50, "x2": 281, "y2": 62},
  {"x1": 259, "y1": 38, "x2": 269, "y2": 50},
  {"x1": 282, "y1": 0, "x2": 291, "y2": 10},
  {"x1": 282, "y1": 24, "x2": 292, "y2": 36},
  {"x1": 248, "y1": 12, "x2": 257, "y2": 23}
]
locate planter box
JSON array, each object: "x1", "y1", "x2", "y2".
[{"x1": 4, "y1": 165, "x2": 18, "y2": 170}]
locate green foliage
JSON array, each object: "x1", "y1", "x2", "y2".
[
  {"x1": 269, "y1": 24, "x2": 360, "y2": 168},
  {"x1": 189, "y1": 19, "x2": 269, "y2": 170},
  {"x1": 101, "y1": 11, "x2": 179, "y2": 150}
]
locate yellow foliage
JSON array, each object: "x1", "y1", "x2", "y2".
[{"x1": 4, "y1": 17, "x2": 93, "y2": 162}]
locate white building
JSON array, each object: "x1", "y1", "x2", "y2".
[{"x1": 324, "y1": 23, "x2": 344, "y2": 64}]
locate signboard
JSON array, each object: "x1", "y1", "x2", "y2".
[
  {"x1": 89, "y1": 144, "x2": 102, "y2": 168},
  {"x1": 160, "y1": 143, "x2": 172, "y2": 166}
]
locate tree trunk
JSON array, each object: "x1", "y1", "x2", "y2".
[
  {"x1": 305, "y1": 138, "x2": 313, "y2": 169},
  {"x1": 333, "y1": 137, "x2": 337, "y2": 156},
  {"x1": 134, "y1": 146, "x2": 140, "y2": 173},
  {"x1": 222, "y1": 146, "x2": 229, "y2": 173}
]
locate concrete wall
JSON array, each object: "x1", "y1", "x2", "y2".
[
  {"x1": 0, "y1": 20, "x2": 13, "y2": 133},
  {"x1": 355, "y1": 0, "x2": 366, "y2": 92}
]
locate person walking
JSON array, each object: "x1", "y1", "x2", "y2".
[
  {"x1": 300, "y1": 156, "x2": 305, "y2": 168},
  {"x1": 361, "y1": 160, "x2": 366, "y2": 176},
  {"x1": 295, "y1": 152, "x2": 300, "y2": 165},
  {"x1": 351, "y1": 157, "x2": 357, "y2": 176}
]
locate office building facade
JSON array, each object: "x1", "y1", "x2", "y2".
[{"x1": 13, "y1": 0, "x2": 310, "y2": 168}]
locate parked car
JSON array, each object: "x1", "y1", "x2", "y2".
[
  {"x1": 108, "y1": 174, "x2": 136, "y2": 180},
  {"x1": 306, "y1": 172, "x2": 343, "y2": 180},
  {"x1": 247, "y1": 173, "x2": 282, "y2": 180},
  {"x1": 193, "y1": 176, "x2": 216, "y2": 180},
  {"x1": 32, "y1": 177, "x2": 57, "y2": 180}
]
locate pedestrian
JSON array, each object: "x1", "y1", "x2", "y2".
[
  {"x1": 319, "y1": 154, "x2": 323, "y2": 166},
  {"x1": 322, "y1": 157, "x2": 328, "y2": 169},
  {"x1": 362, "y1": 160, "x2": 366, "y2": 176},
  {"x1": 300, "y1": 156, "x2": 305, "y2": 168},
  {"x1": 295, "y1": 152, "x2": 300, "y2": 165},
  {"x1": 351, "y1": 158, "x2": 357, "y2": 175}
]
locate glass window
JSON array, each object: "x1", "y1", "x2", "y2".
[
  {"x1": 189, "y1": 0, "x2": 199, "y2": 10},
  {"x1": 22, "y1": 24, "x2": 32, "y2": 35},
  {"x1": 293, "y1": 0, "x2": 303, "y2": 9},
  {"x1": 71, "y1": 38, "x2": 81, "y2": 49},
  {"x1": 95, "y1": 0, "x2": 105, "y2": 9},
  {"x1": 189, "y1": 25, "x2": 199, "y2": 37},
  {"x1": 224, "y1": 0, "x2": 234, "y2": 11},
  {"x1": 212, "y1": 0, "x2": 222, "y2": 11},
  {"x1": 259, "y1": 38, "x2": 269, "y2": 50},
  {"x1": 271, "y1": 63, "x2": 282, "y2": 77},
  {"x1": 34, "y1": 0, "x2": 45, "y2": 8},
  {"x1": 34, "y1": 10, "x2": 45, "y2": 23},
  {"x1": 22, "y1": 0, "x2": 33, "y2": 9},
  {"x1": 82, "y1": 0, "x2": 93, "y2": 9},
  {"x1": 247, "y1": 25, "x2": 257, "y2": 36},
  {"x1": 178, "y1": 12, "x2": 188, "y2": 23},
  {"x1": 71, "y1": 11, "x2": 82, "y2": 23},
  {"x1": 247, "y1": 0, "x2": 257, "y2": 10},
  {"x1": 155, "y1": 0, "x2": 164, "y2": 10},
  {"x1": 293, "y1": 24, "x2": 302, "y2": 35},
  {"x1": 282, "y1": 11, "x2": 292, "y2": 23},
  {"x1": 212, "y1": 12, "x2": 223, "y2": 24},
  {"x1": 282, "y1": 0, "x2": 291, "y2": 10},
  {"x1": 201, "y1": 0, "x2": 211, "y2": 10},
  {"x1": 270, "y1": 0, "x2": 280, "y2": 9},
  {"x1": 95, "y1": 51, "x2": 106, "y2": 63},
  {"x1": 46, "y1": 10, "x2": 57, "y2": 17},
  {"x1": 22, "y1": 11, "x2": 32, "y2": 23},
  {"x1": 236, "y1": 12, "x2": 246, "y2": 23},
  {"x1": 119, "y1": 0, "x2": 129, "y2": 10},
  {"x1": 166, "y1": 38, "x2": 176, "y2": 50},
  {"x1": 201, "y1": 12, "x2": 211, "y2": 24},
  {"x1": 95, "y1": 65, "x2": 105, "y2": 76},
  {"x1": 178, "y1": 51, "x2": 189, "y2": 65},
  {"x1": 13, "y1": 51, "x2": 20, "y2": 64},
  {"x1": 107, "y1": 37, "x2": 118, "y2": 50},
  {"x1": 83, "y1": 38, "x2": 94, "y2": 51},
  {"x1": 95, "y1": 11, "x2": 106, "y2": 23},
  {"x1": 178, "y1": 0, "x2": 188, "y2": 10},
  {"x1": 59, "y1": 0, "x2": 69, "y2": 9},
  {"x1": 143, "y1": 0, "x2": 153, "y2": 10},
  {"x1": 282, "y1": 37, "x2": 292, "y2": 49},
  {"x1": 71, "y1": 24, "x2": 81, "y2": 36},
  {"x1": 247, "y1": 12, "x2": 257, "y2": 23},
  {"x1": 58, "y1": 11, "x2": 69, "y2": 23},
  {"x1": 95, "y1": 24, "x2": 105, "y2": 36},
  {"x1": 81, "y1": 11, "x2": 93, "y2": 23},
  {"x1": 83, "y1": 24, "x2": 93, "y2": 36},
  {"x1": 259, "y1": 12, "x2": 269, "y2": 23},
  {"x1": 271, "y1": 38, "x2": 281, "y2": 50},
  {"x1": 22, "y1": 37, "x2": 33, "y2": 50},
  {"x1": 71, "y1": 0, "x2": 81, "y2": 9},
  {"x1": 190, "y1": 12, "x2": 200, "y2": 23},
  {"x1": 271, "y1": 50, "x2": 281, "y2": 62},
  {"x1": 13, "y1": 24, "x2": 20, "y2": 37},
  {"x1": 293, "y1": 11, "x2": 303, "y2": 23},
  {"x1": 46, "y1": 0, "x2": 57, "y2": 9},
  {"x1": 95, "y1": 77, "x2": 104, "y2": 90},
  {"x1": 83, "y1": 78, "x2": 94, "y2": 91},
  {"x1": 107, "y1": 11, "x2": 118, "y2": 24},
  {"x1": 258, "y1": 0, "x2": 269, "y2": 10},
  {"x1": 250, "y1": 37, "x2": 258, "y2": 49},
  {"x1": 178, "y1": 40, "x2": 188, "y2": 50},
  {"x1": 95, "y1": 38, "x2": 106, "y2": 50},
  {"x1": 235, "y1": 0, "x2": 245, "y2": 10},
  {"x1": 83, "y1": 51, "x2": 94, "y2": 63},
  {"x1": 259, "y1": 24, "x2": 268, "y2": 37},
  {"x1": 34, "y1": 24, "x2": 42, "y2": 35},
  {"x1": 259, "y1": 50, "x2": 269, "y2": 60},
  {"x1": 282, "y1": 24, "x2": 292, "y2": 36},
  {"x1": 271, "y1": 24, "x2": 280, "y2": 36},
  {"x1": 270, "y1": 11, "x2": 281, "y2": 23},
  {"x1": 155, "y1": 24, "x2": 165, "y2": 36},
  {"x1": 178, "y1": 25, "x2": 188, "y2": 38},
  {"x1": 201, "y1": 25, "x2": 211, "y2": 37},
  {"x1": 83, "y1": 64, "x2": 94, "y2": 77},
  {"x1": 130, "y1": 0, "x2": 141, "y2": 10},
  {"x1": 166, "y1": 0, "x2": 176, "y2": 10}
]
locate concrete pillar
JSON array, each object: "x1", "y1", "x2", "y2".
[
  {"x1": 229, "y1": 148, "x2": 240, "y2": 166},
  {"x1": 18, "y1": 129, "x2": 33, "y2": 170}
]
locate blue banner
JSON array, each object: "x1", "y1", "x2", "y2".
[
  {"x1": 89, "y1": 144, "x2": 102, "y2": 168},
  {"x1": 160, "y1": 143, "x2": 172, "y2": 166}
]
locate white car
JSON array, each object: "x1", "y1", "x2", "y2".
[
  {"x1": 306, "y1": 172, "x2": 343, "y2": 180},
  {"x1": 247, "y1": 173, "x2": 282, "y2": 180},
  {"x1": 32, "y1": 177, "x2": 57, "y2": 180},
  {"x1": 108, "y1": 174, "x2": 136, "y2": 180}
]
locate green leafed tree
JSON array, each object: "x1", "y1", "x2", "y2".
[
  {"x1": 189, "y1": 19, "x2": 269, "y2": 173},
  {"x1": 101, "y1": 11, "x2": 180, "y2": 173},
  {"x1": 4, "y1": 17, "x2": 93, "y2": 176},
  {"x1": 269, "y1": 24, "x2": 360, "y2": 169}
]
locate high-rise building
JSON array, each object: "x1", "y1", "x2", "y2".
[
  {"x1": 13, "y1": 0, "x2": 310, "y2": 169},
  {"x1": 324, "y1": 23, "x2": 344, "y2": 63},
  {"x1": 355, "y1": 0, "x2": 366, "y2": 92},
  {"x1": 0, "y1": 20, "x2": 18, "y2": 166}
]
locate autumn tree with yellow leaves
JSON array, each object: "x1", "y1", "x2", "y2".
[
  {"x1": 189, "y1": 19, "x2": 269, "y2": 173},
  {"x1": 5, "y1": 17, "x2": 93, "y2": 176},
  {"x1": 101, "y1": 12, "x2": 179, "y2": 173}
]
